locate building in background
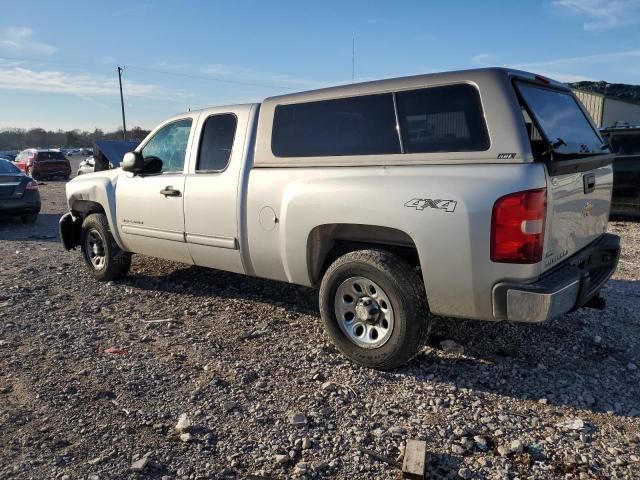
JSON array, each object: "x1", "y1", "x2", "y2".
[{"x1": 573, "y1": 89, "x2": 640, "y2": 128}]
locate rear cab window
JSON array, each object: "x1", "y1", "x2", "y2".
[{"x1": 197, "y1": 114, "x2": 237, "y2": 172}]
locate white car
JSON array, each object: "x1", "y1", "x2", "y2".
[{"x1": 76, "y1": 157, "x2": 95, "y2": 176}]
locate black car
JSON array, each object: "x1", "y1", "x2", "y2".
[
  {"x1": 0, "y1": 159, "x2": 41, "y2": 223},
  {"x1": 601, "y1": 125, "x2": 640, "y2": 216}
]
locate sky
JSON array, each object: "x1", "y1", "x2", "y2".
[{"x1": 1, "y1": 0, "x2": 640, "y2": 132}]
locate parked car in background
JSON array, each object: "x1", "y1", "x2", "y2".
[
  {"x1": 600, "y1": 124, "x2": 640, "y2": 216},
  {"x1": 0, "y1": 158, "x2": 40, "y2": 223},
  {"x1": 61, "y1": 68, "x2": 619, "y2": 369},
  {"x1": 77, "y1": 157, "x2": 95, "y2": 175},
  {"x1": 14, "y1": 149, "x2": 71, "y2": 180}
]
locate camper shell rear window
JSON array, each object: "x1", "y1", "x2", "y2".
[{"x1": 515, "y1": 81, "x2": 604, "y2": 156}]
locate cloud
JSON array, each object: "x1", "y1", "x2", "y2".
[
  {"x1": 0, "y1": 27, "x2": 56, "y2": 54},
  {"x1": 147, "y1": 61, "x2": 323, "y2": 90},
  {"x1": 472, "y1": 53, "x2": 498, "y2": 66},
  {"x1": 471, "y1": 50, "x2": 640, "y2": 82},
  {"x1": 0, "y1": 65, "x2": 188, "y2": 99},
  {"x1": 513, "y1": 50, "x2": 640, "y2": 81},
  {"x1": 552, "y1": 0, "x2": 640, "y2": 30}
]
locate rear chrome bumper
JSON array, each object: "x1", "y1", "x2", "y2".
[{"x1": 493, "y1": 233, "x2": 620, "y2": 323}]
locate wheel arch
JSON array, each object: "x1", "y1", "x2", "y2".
[
  {"x1": 66, "y1": 171, "x2": 126, "y2": 250},
  {"x1": 307, "y1": 224, "x2": 422, "y2": 288}
]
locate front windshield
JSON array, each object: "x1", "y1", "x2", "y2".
[{"x1": 516, "y1": 81, "x2": 603, "y2": 155}]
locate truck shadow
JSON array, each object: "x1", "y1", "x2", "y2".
[
  {"x1": 404, "y1": 278, "x2": 640, "y2": 419},
  {"x1": 128, "y1": 266, "x2": 639, "y2": 418}
]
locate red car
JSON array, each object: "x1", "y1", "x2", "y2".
[{"x1": 14, "y1": 149, "x2": 71, "y2": 180}]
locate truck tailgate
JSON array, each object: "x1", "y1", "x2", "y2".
[{"x1": 543, "y1": 165, "x2": 612, "y2": 272}]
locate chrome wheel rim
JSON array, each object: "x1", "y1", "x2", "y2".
[
  {"x1": 85, "y1": 229, "x2": 106, "y2": 270},
  {"x1": 334, "y1": 276, "x2": 394, "y2": 349}
]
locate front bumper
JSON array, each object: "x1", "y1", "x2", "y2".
[{"x1": 493, "y1": 233, "x2": 620, "y2": 323}]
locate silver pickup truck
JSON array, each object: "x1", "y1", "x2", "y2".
[{"x1": 60, "y1": 68, "x2": 620, "y2": 369}]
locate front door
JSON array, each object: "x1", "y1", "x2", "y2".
[{"x1": 116, "y1": 117, "x2": 195, "y2": 264}]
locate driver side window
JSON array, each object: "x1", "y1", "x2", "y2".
[{"x1": 142, "y1": 118, "x2": 193, "y2": 173}]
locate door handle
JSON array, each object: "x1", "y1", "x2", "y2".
[
  {"x1": 160, "y1": 186, "x2": 181, "y2": 197},
  {"x1": 583, "y1": 174, "x2": 596, "y2": 194}
]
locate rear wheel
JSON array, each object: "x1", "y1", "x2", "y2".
[
  {"x1": 80, "y1": 213, "x2": 131, "y2": 281},
  {"x1": 319, "y1": 249, "x2": 430, "y2": 370}
]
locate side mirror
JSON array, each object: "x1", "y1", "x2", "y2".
[{"x1": 122, "y1": 151, "x2": 145, "y2": 174}]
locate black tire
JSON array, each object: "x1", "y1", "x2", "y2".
[
  {"x1": 319, "y1": 249, "x2": 430, "y2": 370},
  {"x1": 21, "y1": 213, "x2": 38, "y2": 224},
  {"x1": 80, "y1": 213, "x2": 131, "y2": 281}
]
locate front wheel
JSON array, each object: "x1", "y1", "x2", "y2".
[
  {"x1": 80, "y1": 213, "x2": 131, "y2": 281},
  {"x1": 319, "y1": 249, "x2": 430, "y2": 370}
]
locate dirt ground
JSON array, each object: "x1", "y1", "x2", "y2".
[{"x1": 1, "y1": 160, "x2": 639, "y2": 479}]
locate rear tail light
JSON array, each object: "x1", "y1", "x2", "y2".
[
  {"x1": 25, "y1": 180, "x2": 39, "y2": 191},
  {"x1": 491, "y1": 188, "x2": 547, "y2": 263}
]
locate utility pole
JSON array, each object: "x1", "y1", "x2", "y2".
[{"x1": 117, "y1": 65, "x2": 127, "y2": 141}]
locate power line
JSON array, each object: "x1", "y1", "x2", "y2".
[
  {"x1": 0, "y1": 55, "x2": 299, "y2": 90},
  {"x1": 125, "y1": 65, "x2": 298, "y2": 90}
]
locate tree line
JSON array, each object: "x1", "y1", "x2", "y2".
[{"x1": 0, "y1": 126, "x2": 151, "y2": 151}]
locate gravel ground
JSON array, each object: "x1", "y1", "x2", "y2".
[{"x1": 1, "y1": 169, "x2": 639, "y2": 479}]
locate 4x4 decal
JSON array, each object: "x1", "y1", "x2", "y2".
[{"x1": 404, "y1": 198, "x2": 457, "y2": 213}]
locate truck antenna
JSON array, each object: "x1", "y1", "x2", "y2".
[{"x1": 352, "y1": 34, "x2": 355, "y2": 84}]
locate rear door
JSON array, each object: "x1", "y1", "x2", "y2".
[
  {"x1": 183, "y1": 110, "x2": 246, "y2": 274},
  {"x1": 515, "y1": 80, "x2": 613, "y2": 272}
]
